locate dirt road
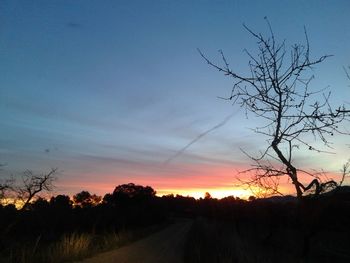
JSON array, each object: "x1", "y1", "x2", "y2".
[{"x1": 79, "y1": 219, "x2": 192, "y2": 263}]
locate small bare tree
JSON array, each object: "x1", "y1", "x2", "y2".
[
  {"x1": 339, "y1": 159, "x2": 350, "y2": 186},
  {"x1": 1, "y1": 168, "x2": 57, "y2": 209},
  {"x1": 199, "y1": 20, "x2": 350, "y2": 199},
  {"x1": 0, "y1": 164, "x2": 14, "y2": 205},
  {"x1": 0, "y1": 179, "x2": 13, "y2": 203},
  {"x1": 17, "y1": 168, "x2": 57, "y2": 210}
]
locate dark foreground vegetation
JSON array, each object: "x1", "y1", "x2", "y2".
[
  {"x1": 1, "y1": 183, "x2": 350, "y2": 263},
  {"x1": 0, "y1": 183, "x2": 188, "y2": 263},
  {"x1": 184, "y1": 188, "x2": 350, "y2": 263}
]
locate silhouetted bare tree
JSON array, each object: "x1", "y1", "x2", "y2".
[
  {"x1": 1, "y1": 168, "x2": 57, "y2": 208},
  {"x1": 0, "y1": 164, "x2": 11, "y2": 203},
  {"x1": 0, "y1": 179, "x2": 14, "y2": 204},
  {"x1": 199, "y1": 20, "x2": 350, "y2": 198},
  {"x1": 17, "y1": 168, "x2": 57, "y2": 210},
  {"x1": 339, "y1": 160, "x2": 350, "y2": 187}
]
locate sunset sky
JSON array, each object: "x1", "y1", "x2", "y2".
[{"x1": 1, "y1": 0, "x2": 349, "y2": 199}]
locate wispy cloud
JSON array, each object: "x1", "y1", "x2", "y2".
[{"x1": 164, "y1": 111, "x2": 238, "y2": 164}]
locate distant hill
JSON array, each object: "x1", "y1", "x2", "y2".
[
  {"x1": 255, "y1": 186, "x2": 350, "y2": 203},
  {"x1": 256, "y1": 195, "x2": 296, "y2": 203},
  {"x1": 321, "y1": 185, "x2": 350, "y2": 198}
]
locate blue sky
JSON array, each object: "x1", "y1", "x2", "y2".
[{"x1": 1, "y1": 0, "x2": 349, "y2": 197}]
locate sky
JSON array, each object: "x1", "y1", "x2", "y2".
[{"x1": 1, "y1": 0, "x2": 349, "y2": 199}]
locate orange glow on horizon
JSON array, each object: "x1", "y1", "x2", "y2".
[
  {"x1": 156, "y1": 187, "x2": 254, "y2": 199},
  {"x1": 55, "y1": 162, "x2": 346, "y2": 200},
  {"x1": 1, "y1": 198, "x2": 24, "y2": 209}
]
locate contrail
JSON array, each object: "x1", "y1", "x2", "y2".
[{"x1": 164, "y1": 112, "x2": 237, "y2": 164}]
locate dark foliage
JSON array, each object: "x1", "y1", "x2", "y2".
[
  {"x1": 0, "y1": 183, "x2": 194, "y2": 262},
  {"x1": 1, "y1": 183, "x2": 350, "y2": 262},
  {"x1": 73, "y1": 191, "x2": 101, "y2": 208},
  {"x1": 184, "y1": 191, "x2": 350, "y2": 263}
]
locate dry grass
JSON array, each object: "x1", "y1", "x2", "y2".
[
  {"x1": 47, "y1": 233, "x2": 92, "y2": 262},
  {"x1": 0, "y1": 224, "x2": 167, "y2": 263}
]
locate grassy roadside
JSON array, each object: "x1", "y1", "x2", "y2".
[{"x1": 0, "y1": 222, "x2": 170, "y2": 263}]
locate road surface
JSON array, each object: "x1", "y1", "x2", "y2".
[{"x1": 78, "y1": 219, "x2": 192, "y2": 263}]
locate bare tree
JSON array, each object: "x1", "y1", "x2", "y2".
[
  {"x1": 17, "y1": 168, "x2": 57, "y2": 210},
  {"x1": 0, "y1": 163, "x2": 14, "y2": 205},
  {"x1": 339, "y1": 159, "x2": 350, "y2": 187},
  {"x1": 199, "y1": 20, "x2": 350, "y2": 199},
  {"x1": 0, "y1": 179, "x2": 13, "y2": 204}
]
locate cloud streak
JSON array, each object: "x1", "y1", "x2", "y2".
[{"x1": 164, "y1": 111, "x2": 238, "y2": 164}]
